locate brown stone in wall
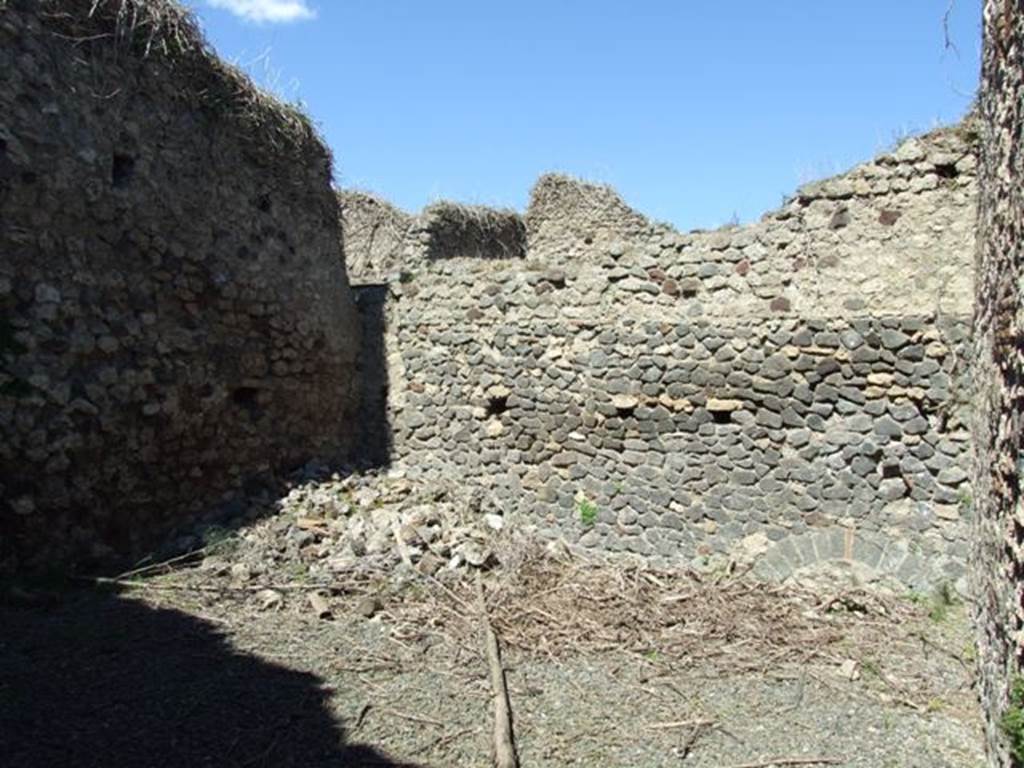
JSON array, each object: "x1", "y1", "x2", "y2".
[
  {"x1": 879, "y1": 208, "x2": 902, "y2": 226},
  {"x1": 0, "y1": 1, "x2": 360, "y2": 569}
]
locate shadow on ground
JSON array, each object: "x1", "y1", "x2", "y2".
[{"x1": 0, "y1": 586, "x2": 422, "y2": 768}]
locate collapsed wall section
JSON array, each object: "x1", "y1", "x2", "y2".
[
  {"x1": 0, "y1": 1, "x2": 360, "y2": 568},
  {"x1": 522, "y1": 125, "x2": 976, "y2": 317}
]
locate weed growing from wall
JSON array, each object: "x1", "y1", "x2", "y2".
[{"x1": 577, "y1": 497, "x2": 598, "y2": 527}]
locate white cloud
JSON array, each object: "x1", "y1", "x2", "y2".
[{"x1": 208, "y1": 0, "x2": 316, "y2": 23}]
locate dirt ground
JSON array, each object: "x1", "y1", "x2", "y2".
[{"x1": 0, "y1": 540, "x2": 984, "y2": 768}]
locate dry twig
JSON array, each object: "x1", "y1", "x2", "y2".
[
  {"x1": 725, "y1": 758, "x2": 843, "y2": 768},
  {"x1": 478, "y1": 576, "x2": 519, "y2": 768},
  {"x1": 647, "y1": 718, "x2": 716, "y2": 731}
]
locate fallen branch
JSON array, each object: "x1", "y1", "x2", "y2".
[
  {"x1": 77, "y1": 576, "x2": 346, "y2": 594},
  {"x1": 478, "y1": 576, "x2": 519, "y2": 768},
  {"x1": 726, "y1": 758, "x2": 843, "y2": 768},
  {"x1": 113, "y1": 548, "x2": 207, "y2": 580},
  {"x1": 381, "y1": 708, "x2": 447, "y2": 728},
  {"x1": 646, "y1": 718, "x2": 715, "y2": 730},
  {"x1": 677, "y1": 720, "x2": 713, "y2": 761}
]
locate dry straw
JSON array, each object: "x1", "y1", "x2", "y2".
[
  {"x1": 423, "y1": 201, "x2": 527, "y2": 260},
  {"x1": 36, "y1": 0, "x2": 326, "y2": 164}
]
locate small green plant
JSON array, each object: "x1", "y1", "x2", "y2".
[
  {"x1": 962, "y1": 641, "x2": 978, "y2": 664},
  {"x1": 906, "y1": 590, "x2": 927, "y2": 606},
  {"x1": 1001, "y1": 676, "x2": 1024, "y2": 763},
  {"x1": 926, "y1": 697, "x2": 946, "y2": 713},
  {"x1": 957, "y1": 487, "x2": 973, "y2": 515},
  {"x1": 288, "y1": 561, "x2": 310, "y2": 582},
  {"x1": 577, "y1": 497, "x2": 598, "y2": 527},
  {"x1": 928, "y1": 582, "x2": 959, "y2": 623},
  {"x1": 201, "y1": 525, "x2": 237, "y2": 557},
  {"x1": 904, "y1": 584, "x2": 960, "y2": 623}
]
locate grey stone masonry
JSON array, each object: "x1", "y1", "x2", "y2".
[
  {"x1": 347, "y1": 119, "x2": 978, "y2": 589},
  {"x1": 379, "y1": 306, "x2": 970, "y2": 586}
]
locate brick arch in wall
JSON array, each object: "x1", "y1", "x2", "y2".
[{"x1": 750, "y1": 526, "x2": 963, "y2": 591}]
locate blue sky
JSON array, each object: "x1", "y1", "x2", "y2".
[{"x1": 198, "y1": 1, "x2": 980, "y2": 231}]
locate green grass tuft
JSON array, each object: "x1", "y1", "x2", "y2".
[{"x1": 577, "y1": 497, "x2": 598, "y2": 527}]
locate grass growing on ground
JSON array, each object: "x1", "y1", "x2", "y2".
[
  {"x1": 906, "y1": 582, "x2": 960, "y2": 623},
  {"x1": 201, "y1": 525, "x2": 238, "y2": 557}
]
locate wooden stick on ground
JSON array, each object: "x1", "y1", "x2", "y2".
[
  {"x1": 646, "y1": 718, "x2": 716, "y2": 730},
  {"x1": 478, "y1": 576, "x2": 519, "y2": 768},
  {"x1": 726, "y1": 758, "x2": 843, "y2": 768}
]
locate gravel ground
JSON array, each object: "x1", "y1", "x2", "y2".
[
  {"x1": 0, "y1": 466, "x2": 986, "y2": 767},
  {"x1": 206, "y1": 592, "x2": 984, "y2": 768},
  {"x1": 2, "y1": 560, "x2": 981, "y2": 768}
]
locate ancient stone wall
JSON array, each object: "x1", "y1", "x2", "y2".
[
  {"x1": 516, "y1": 126, "x2": 976, "y2": 318},
  {"x1": 0, "y1": 1, "x2": 360, "y2": 568},
  {"x1": 969, "y1": 1, "x2": 1024, "y2": 763},
  {"x1": 348, "y1": 122, "x2": 978, "y2": 590}
]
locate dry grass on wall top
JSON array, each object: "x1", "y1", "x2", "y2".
[
  {"x1": 423, "y1": 200, "x2": 524, "y2": 233},
  {"x1": 528, "y1": 174, "x2": 605, "y2": 217},
  {"x1": 423, "y1": 201, "x2": 528, "y2": 260},
  {"x1": 339, "y1": 190, "x2": 414, "y2": 244},
  {"x1": 32, "y1": 0, "x2": 327, "y2": 166}
]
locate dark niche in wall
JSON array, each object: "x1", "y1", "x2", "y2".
[
  {"x1": 111, "y1": 153, "x2": 135, "y2": 189},
  {"x1": 352, "y1": 284, "x2": 392, "y2": 469},
  {"x1": 711, "y1": 410, "x2": 733, "y2": 425},
  {"x1": 231, "y1": 386, "x2": 262, "y2": 419},
  {"x1": 486, "y1": 393, "x2": 509, "y2": 417}
]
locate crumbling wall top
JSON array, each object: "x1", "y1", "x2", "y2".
[
  {"x1": 525, "y1": 173, "x2": 660, "y2": 261},
  {"x1": 339, "y1": 190, "x2": 415, "y2": 281},
  {"x1": 420, "y1": 202, "x2": 526, "y2": 262}
]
